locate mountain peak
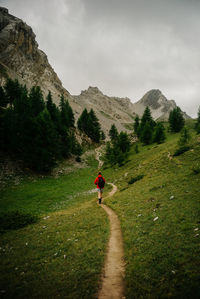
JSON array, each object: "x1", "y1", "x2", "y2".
[{"x1": 80, "y1": 86, "x2": 103, "y2": 96}]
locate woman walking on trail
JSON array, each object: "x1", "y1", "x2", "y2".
[{"x1": 94, "y1": 172, "x2": 105, "y2": 204}]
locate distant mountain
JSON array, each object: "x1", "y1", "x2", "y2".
[
  {"x1": 132, "y1": 89, "x2": 190, "y2": 120},
  {"x1": 73, "y1": 86, "x2": 137, "y2": 135},
  {"x1": 0, "y1": 7, "x2": 190, "y2": 137}
]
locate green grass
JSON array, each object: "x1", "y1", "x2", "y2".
[
  {"x1": 0, "y1": 154, "x2": 110, "y2": 298},
  {"x1": 103, "y1": 127, "x2": 200, "y2": 298},
  {"x1": 1, "y1": 122, "x2": 200, "y2": 298}
]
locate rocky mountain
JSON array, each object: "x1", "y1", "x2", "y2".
[
  {"x1": 132, "y1": 89, "x2": 190, "y2": 120},
  {"x1": 0, "y1": 7, "x2": 70, "y2": 101},
  {"x1": 0, "y1": 7, "x2": 190, "y2": 137}
]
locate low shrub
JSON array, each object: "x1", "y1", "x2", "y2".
[
  {"x1": 0, "y1": 211, "x2": 39, "y2": 232},
  {"x1": 192, "y1": 166, "x2": 200, "y2": 174},
  {"x1": 128, "y1": 174, "x2": 144, "y2": 184},
  {"x1": 173, "y1": 145, "x2": 190, "y2": 156}
]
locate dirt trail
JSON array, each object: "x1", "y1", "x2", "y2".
[
  {"x1": 95, "y1": 147, "x2": 125, "y2": 299},
  {"x1": 95, "y1": 146, "x2": 104, "y2": 169}
]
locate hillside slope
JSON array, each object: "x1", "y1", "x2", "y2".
[{"x1": 103, "y1": 126, "x2": 200, "y2": 298}]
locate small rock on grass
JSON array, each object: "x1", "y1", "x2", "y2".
[
  {"x1": 170, "y1": 196, "x2": 174, "y2": 200},
  {"x1": 153, "y1": 217, "x2": 159, "y2": 221}
]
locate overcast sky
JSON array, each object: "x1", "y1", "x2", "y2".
[{"x1": 1, "y1": 0, "x2": 200, "y2": 117}]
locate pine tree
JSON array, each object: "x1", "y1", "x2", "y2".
[
  {"x1": 77, "y1": 108, "x2": 88, "y2": 132},
  {"x1": 153, "y1": 122, "x2": 166, "y2": 144},
  {"x1": 29, "y1": 86, "x2": 45, "y2": 117},
  {"x1": 4, "y1": 78, "x2": 22, "y2": 105},
  {"x1": 30, "y1": 109, "x2": 59, "y2": 172},
  {"x1": 139, "y1": 107, "x2": 155, "y2": 143},
  {"x1": 59, "y1": 95, "x2": 74, "y2": 128},
  {"x1": 140, "y1": 106, "x2": 155, "y2": 130},
  {"x1": 169, "y1": 107, "x2": 185, "y2": 132},
  {"x1": 133, "y1": 116, "x2": 140, "y2": 136},
  {"x1": 109, "y1": 124, "x2": 118, "y2": 141},
  {"x1": 140, "y1": 121, "x2": 153, "y2": 145},
  {"x1": 178, "y1": 127, "x2": 191, "y2": 146},
  {"x1": 117, "y1": 132, "x2": 130, "y2": 153},
  {"x1": 46, "y1": 91, "x2": 59, "y2": 123},
  {"x1": 88, "y1": 109, "x2": 101, "y2": 143}
]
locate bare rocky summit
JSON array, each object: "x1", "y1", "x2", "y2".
[
  {"x1": 0, "y1": 7, "x2": 190, "y2": 137},
  {"x1": 133, "y1": 89, "x2": 190, "y2": 120}
]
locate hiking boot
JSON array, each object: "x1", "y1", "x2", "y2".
[{"x1": 99, "y1": 198, "x2": 101, "y2": 204}]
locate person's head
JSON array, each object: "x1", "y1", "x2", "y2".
[{"x1": 98, "y1": 171, "x2": 101, "y2": 175}]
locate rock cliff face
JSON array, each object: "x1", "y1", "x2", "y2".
[
  {"x1": 0, "y1": 7, "x2": 190, "y2": 136},
  {"x1": 0, "y1": 7, "x2": 69, "y2": 102}
]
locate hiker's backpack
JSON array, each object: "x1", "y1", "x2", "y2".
[{"x1": 98, "y1": 177, "x2": 105, "y2": 188}]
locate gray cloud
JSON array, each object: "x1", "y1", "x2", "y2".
[{"x1": 1, "y1": 0, "x2": 200, "y2": 117}]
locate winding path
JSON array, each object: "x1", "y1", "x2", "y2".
[{"x1": 95, "y1": 147, "x2": 125, "y2": 299}]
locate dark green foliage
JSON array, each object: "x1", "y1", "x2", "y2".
[
  {"x1": 109, "y1": 124, "x2": 118, "y2": 141},
  {"x1": 59, "y1": 94, "x2": 75, "y2": 128},
  {"x1": 192, "y1": 166, "x2": 200, "y2": 174},
  {"x1": 128, "y1": 174, "x2": 144, "y2": 184},
  {"x1": 29, "y1": 86, "x2": 45, "y2": 117},
  {"x1": 133, "y1": 115, "x2": 140, "y2": 136},
  {"x1": 169, "y1": 107, "x2": 185, "y2": 132},
  {"x1": 0, "y1": 211, "x2": 38, "y2": 232},
  {"x1": 178, "y1": 127, "x2": 191, "y2": 146},
  {"x1": 104, "y1": 130, "x2": 130, "y2": 166},
  {"x1": 195, "y1": 106, "x2": 200, "y2": 134},
  {"x1": 30, "y1": 109, "x2": 60, "y2": 171},
  {"x1": 78, "y1": 108, "x2": 101, "y2": 143},
  {"x1": 117, "y1": 131, "x2": 131, "y2": 153},
  {"x1": 137, "y1": 107, "x2": 156, "y2": 145},
  {"x1": 88, "y1": 109, "x2": 101, "y2": 142},
  {"x1": 173, "y1": 145, "x2": 190, "y2": 156},
  {"x1": 140, "y1": 107, "x2": 155, "y2": 132},
  {"x1": 0, "y1": 78, "x2": 81, "y2": 172},
  {"x1": 46, "y1": 91, "x2": 60, "y2": 124},
  {"x1": 4, "y1": 78, "x2": 22, "y2": 105},
  {"x1": 140, "y1": 121, "x2": 153, "y2": 145},
  {"x1": 153, "y1": 122, "x2": 166, "y2": 144}
]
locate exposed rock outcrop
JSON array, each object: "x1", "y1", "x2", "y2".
[{"x1": 0, "y1": 6, "x2": 69, "y2": 103}]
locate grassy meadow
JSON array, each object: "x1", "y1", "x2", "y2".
[
  {"x1": 0, "y1": 154, "x2": 110, "y2": 298},
  {"x1": 0, "y1": 120, "x2": 200, "y2": 298},
  {"x1": 103, "y1": 122, "x2": 200, "y2": 298}
]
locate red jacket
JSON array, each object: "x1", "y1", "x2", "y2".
[{"x1": 94, "y1": 175, "x2": 105, "y2": 189}]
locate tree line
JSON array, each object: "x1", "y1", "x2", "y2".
[{"x1": 0, "y1": 79, "x2": 102, "y2": 172}]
